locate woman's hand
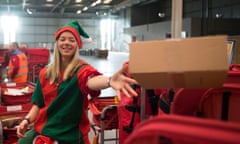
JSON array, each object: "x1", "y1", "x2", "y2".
[
  {"x1": 110, "y1": 63, "x2": 138, "y2": 99},
  {"x1": 16, "y1": 119, "x2": 29, "y2": 138},
  {"x1": 16, "y1": 105, "x2": 39, "y2": 138}
]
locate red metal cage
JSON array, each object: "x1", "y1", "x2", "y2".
[{"x1": 88, "y1": 96, "x2": 119, "y2": 144}]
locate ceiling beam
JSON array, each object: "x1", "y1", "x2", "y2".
[
  {"x1": 60, "y1": 0, "x2": 72, "y2": 15},
  {"x1": 112, "y1": 0, "x2": 151, "y2": 12},
  {"x1": 50, "y1": 0, "x2": 64, "y2": 13}
]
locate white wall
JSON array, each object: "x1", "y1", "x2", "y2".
[{"x1": 0, "y1": 17, "x2": 102, "y2": 50}]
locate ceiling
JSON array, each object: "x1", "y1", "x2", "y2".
[{"x1": 0, "y1": 0, "x2": 157, "y2": 19}]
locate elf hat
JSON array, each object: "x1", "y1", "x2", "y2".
[{"x1": 55, "y1": 19, "x2": 92, "y2": 49}]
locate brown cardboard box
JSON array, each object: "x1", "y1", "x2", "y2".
[{"x1": 129, "y1": 36, "x2": 229, "y2": 89}]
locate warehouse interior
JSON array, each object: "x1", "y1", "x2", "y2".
[
  {"x1": 0, "y1": 0, "x2": 240, "y2": 55},
  {"x1": 1, "y1": 0, "x2": 240, "y2": 144}
]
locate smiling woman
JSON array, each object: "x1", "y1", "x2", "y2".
[{"x1": 16, "y1": 19, "x2": 138, "y2": 144}]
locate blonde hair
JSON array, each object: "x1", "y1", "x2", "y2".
[{"x1": 45, "y1": 42, "x2": 81, "y2": 84}]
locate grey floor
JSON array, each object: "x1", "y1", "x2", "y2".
[{"x1": 81, "y1": 51, "x2": 129, "y2": 144}]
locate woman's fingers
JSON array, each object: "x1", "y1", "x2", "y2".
[
  {"x1": 117, "y1": 90, "x2": 121, "y2": 101},
  {"x1": 16, "y1": 124, "x2": 27, "y2": 138},
  {"x1": 125, "y1": 83, "x2": 138, "y2": 96},
  {"x1": 121, "y1": 88, "x2": 130, "y2": 98},
  {"x1": 125, "y1": 76, "x2": 138, "y2": 85}
]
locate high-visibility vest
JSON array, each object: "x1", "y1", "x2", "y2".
[{"x1": 8, "y1": 52, "x2": 28, "y2": 83}]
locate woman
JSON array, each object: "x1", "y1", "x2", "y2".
[{"x1": 16, "y1": 19, "x2": 137, "y2": 144}]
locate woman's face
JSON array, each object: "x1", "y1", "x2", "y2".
[{"x1": 57, "y1": 31, "x2": 78, "y2": 58}]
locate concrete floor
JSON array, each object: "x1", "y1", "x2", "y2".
[{"x1": 81, "y1": 51, "x2": 129, "y2": 144}]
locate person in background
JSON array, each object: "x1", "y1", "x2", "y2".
[
  {"x1": 20, "y1": 43, "x2": 28, "y2": 49},
  {"x1": 16, "y1": 19, "x2": 138, "y2": 144},
  {"x1": 2, "y1": 49, "x2": 10, "y2": 67},
  {"x1": 20, "y1": 42, "x2": 29, "y2": 58},
  {"x1": 7, "y1": 42, "x2": 28, "y2": 83}
]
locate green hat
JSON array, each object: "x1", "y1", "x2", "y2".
[{"x1": 55, "y1": 19, "x2": 91, "y2": 49}]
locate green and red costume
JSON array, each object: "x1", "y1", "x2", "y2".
[{"x1": 18, "y1": 61, "x2": 101, "y2": 144}]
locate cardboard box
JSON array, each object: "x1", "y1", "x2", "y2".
[{"x1": 129, "y1": 36, "x2": 229, "y2": 89}]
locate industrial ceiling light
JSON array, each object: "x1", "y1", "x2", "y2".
[
  {"x1": 96, "y1": 11, "x2": 107, "y2": 16},
  {"x1": 216, "y1": 13, "x2": 223, "y2": 18},
  {"x1": 91, "y1": 2, "x2": 97, "y2": 7},
  {"x1": 76, "y1": 10, "x2": 82, "y2": 14},
  {"x1": 83, "y1": 6, "x2": 88, "y2": 11},
  {"x1": 75, "y1": 0, "x2": 82, "y2": 2},
  {"x1": 96, "y1": 0, "x2": 101, "y2": 4},
  {"x1": 103, "y1": 0, "x2": 112, "y2": 4},
  {"x1": 26, "y1": 8, "x2": 33, "y2": 14},
  {"x1": 158, "y1": 12, "x2": 165, "y2": 18},
  {"x1": 46, "y1": 0, "x2": 53, "y2": 2}
]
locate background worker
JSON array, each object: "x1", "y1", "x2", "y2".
[
  {"x1": 7, "y1": 42, "x2": 29, "y2": 83},
  {"x1": 20, "y1": 42, "x2": 30, "y2": 58}
]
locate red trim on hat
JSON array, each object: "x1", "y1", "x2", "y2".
[{"x1": 55, "y1": 26, "x2": 82, "y2": 49}]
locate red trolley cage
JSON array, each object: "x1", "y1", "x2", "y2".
[
  {"x1": 26, "y1": 48, "x2": 50, "y2": 83},
  {"x1": 0, "y1": 82, "x2": 35, "y2": 105},
  {"x1": 88, "y1": 96, "x2": 119, "y2": 144}
]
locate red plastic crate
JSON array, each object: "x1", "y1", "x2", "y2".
[
  {"x1": 0, "y1": 103, "x2": 32, "y2": 117},
  {"x1": 27, "y1": 48, "x2": 50, "y2": 65},
  {"x1": 1, "y1": 82, "x2": 35, "y2": 105},
  {"x1": 3, "y1": 127, "x2": 19, "y2": 144}
]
